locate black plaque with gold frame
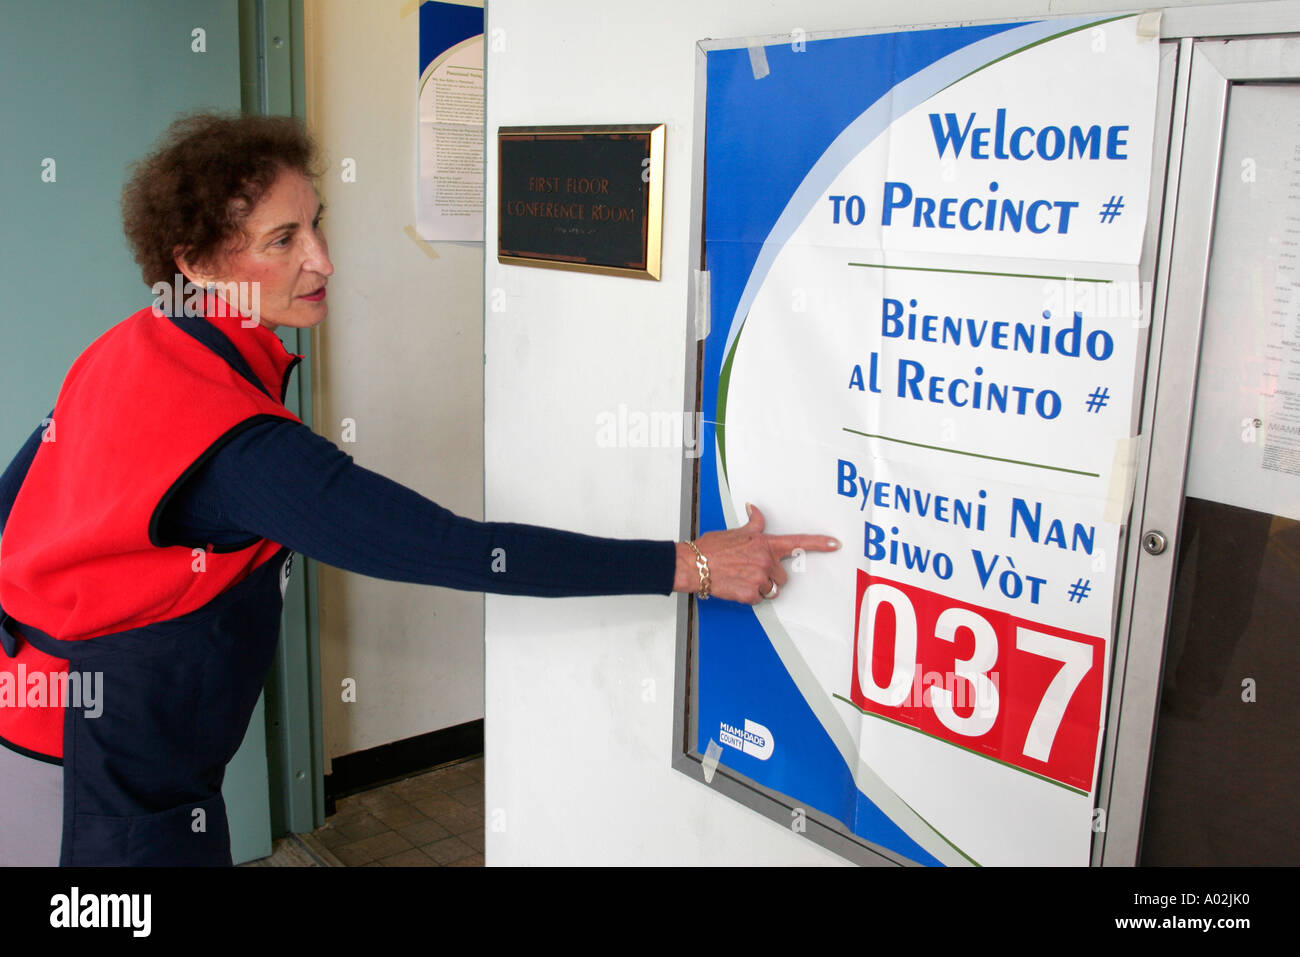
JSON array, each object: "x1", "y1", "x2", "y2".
[{"x1": 497, "y1": 124, "x2": 664, "y2": 280}]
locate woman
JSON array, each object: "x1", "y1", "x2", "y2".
[{"x1": 0, "y1": 112, "x2": 837, "y2": 866}]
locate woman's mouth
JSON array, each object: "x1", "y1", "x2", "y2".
[{"x1": 299, "y1": 287, "x2": 326, "y2": 302}]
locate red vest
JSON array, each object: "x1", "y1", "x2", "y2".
[{"x1": 0, "y1": 296, "x2": 302, "y2": 757}]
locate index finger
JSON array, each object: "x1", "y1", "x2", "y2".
[{"x1": 766, "y1": 534, "x2": 841, "y2": 557}]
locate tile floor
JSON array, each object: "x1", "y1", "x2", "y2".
[{"x1": 245, "y1": 755, "x2": 484, "y2": 867}]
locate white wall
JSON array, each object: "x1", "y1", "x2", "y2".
[
  {"x1": 482, "y1": 0, "x2": 1252, "y2": 864},
  {"x1": 305, "y1": 0, "x2": 485, "y2": 762}
]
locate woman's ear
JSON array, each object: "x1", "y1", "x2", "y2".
[{"x1": 173, "y1": 246, "x2": 215, "y2": 288}]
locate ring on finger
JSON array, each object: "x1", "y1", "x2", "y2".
[{"x1": 762, "y1": 580, "x2": 779, "y2": 600}]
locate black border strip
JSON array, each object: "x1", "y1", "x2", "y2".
[
  {"x1": 0, "y1": 731, "x2": 62, "y2": 766},
  {"x1": 279, "y1": 354, "x2": 301, "y2": 403},
  {"x1": 323, "y1": 720, "x2": 484, "y2": 810},
  {"x1": 148, "y1": 413, "x2": 296, "y2": 551}
]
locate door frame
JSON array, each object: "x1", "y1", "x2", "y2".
[{"x1": 239, "y1": 0, "x2": 328, "y2": 839}]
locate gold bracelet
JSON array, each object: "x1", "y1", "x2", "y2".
[{"x1": 684, "y1": 540, "x2": 711, "y2": 599}]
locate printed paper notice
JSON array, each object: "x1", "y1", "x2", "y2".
[{"x1": 417, "y1": 6, "x2": 484, "y2": 242}]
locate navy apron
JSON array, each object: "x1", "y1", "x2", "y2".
[{"x1": 0, "y1": 547, "x2": 291, "y2": 865}]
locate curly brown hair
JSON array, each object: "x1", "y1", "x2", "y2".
[{"x1": 121, "y1": 112, "x2": 323, "y2": 287}]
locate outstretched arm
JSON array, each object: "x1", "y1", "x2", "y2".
[
  {"x1": 166, "y1": 418, "x2": 676, "y2": 597},
  {"x1": 166, "y1": 418, "x2": 838, "y2": 603}
]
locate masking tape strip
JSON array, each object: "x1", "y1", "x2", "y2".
[
  {"x1": 404, "y1": 224, "x2": 441, "y2": 261},
  {"x1": 702, "y1": 738, "x2": 723, "y2": 784},
  {"x1": 693, "y1": 269, "x2": 711, "y2": 341},
  {"x1": 747, "y1": 39, "x2": 770, "y2": 80},
  {"x1": 1104, "y1": 435, "x2": 1139, "y2": 525},
  {"x1": 1136, "y1": 11, "x2": 1161, "y2": 41}
]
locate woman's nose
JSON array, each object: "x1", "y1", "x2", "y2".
[{"x1": 306, "y1": 235, "x2": 334, "y2": 276}]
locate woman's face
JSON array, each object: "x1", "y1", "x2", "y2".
[{"x1": 182, "y1": 169, "x2": 334, "y2": 330}]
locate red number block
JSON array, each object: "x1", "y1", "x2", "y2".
[{"x1": 849, "y1": 571, "x2": 1105, "y2": 791}]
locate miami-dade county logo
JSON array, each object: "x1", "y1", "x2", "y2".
[{"x1": 719, "y1": 719, "x2": 774, "y2": 760}]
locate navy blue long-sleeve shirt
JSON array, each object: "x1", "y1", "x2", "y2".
[
  {"x1": 0, "y1": 414, "x2": 48, "y2": 536},
  {"x1": 1, "y1": 416, "x2": 676, "y2": 598}
]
